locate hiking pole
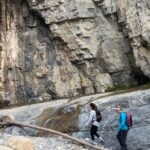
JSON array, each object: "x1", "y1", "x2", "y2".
[{"x1": 1, "y1": 120, "x2": 103, "y2": 150}]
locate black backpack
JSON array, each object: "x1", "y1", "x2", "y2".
[{"x1": 96, "y1": 110, "x2": 102, "y2": 122}]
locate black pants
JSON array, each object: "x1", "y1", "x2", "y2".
[
  {"x1": 117, "y1": 130, "x2": 128, "y2": 150},
  {"x1": 90, "y1": 125, "x2": 100, "y2": 141}
]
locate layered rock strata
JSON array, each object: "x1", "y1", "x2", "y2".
[{"x1": 0, "y1": 0, "x2": 150, "y2": 104}]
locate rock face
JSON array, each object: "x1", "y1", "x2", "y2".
[
  {"x1": 40, "y1": 89, "x2": 150, "y2": 150},
  {"x1": 0, "y1": 0, "x2": 150, "y2": 104},
  {"x1": 71, "y1": 89, "x2": 150, "y2": 150}
]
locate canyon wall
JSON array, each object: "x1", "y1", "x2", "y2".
[{"x1": 0, "y1": 0, "x2": 150, "y2": 104}]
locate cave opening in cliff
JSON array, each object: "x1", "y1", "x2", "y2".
[{"x1": 133, "y1": 67, "x2": 150, "y2": 85}]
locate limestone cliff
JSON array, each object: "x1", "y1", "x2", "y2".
[{"x1": 0, "y1": 0, "x2": 150, "y2": 104}]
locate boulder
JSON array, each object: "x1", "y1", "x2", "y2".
[
  {"x1": 6, "y1": 136, "x2": 34, "y2": 150},
  {"x1": 0, "y1": 145, "x2": 13, "y2": 150}
]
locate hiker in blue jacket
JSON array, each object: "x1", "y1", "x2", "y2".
[{"x1": 114, "y1": 105, "x2": 129, "y2": 150}]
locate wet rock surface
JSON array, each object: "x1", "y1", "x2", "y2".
[
  {"x1": 0, "y1": 89, "x2": 150, "y2": 149},
  {"x1": 73, "y1": 89, "x2": 150, "y2": 150}
]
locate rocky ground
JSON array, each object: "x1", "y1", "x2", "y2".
[
  {"x1": 0, "y1": 88, "x2": 150, "y2": 150},
  {"x1": 0, "y1": 133, "x2": 108, "y2": 150}
]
